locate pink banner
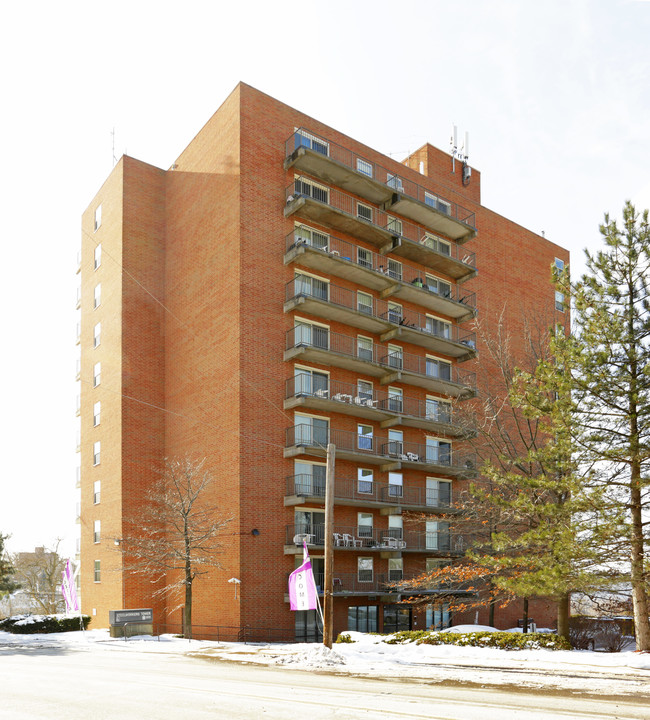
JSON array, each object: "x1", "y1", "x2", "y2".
[
  {"x1": 61, "y1": 559, "x2": 79, "y2": 613},
  {"x1": 288, "y1": 542, "x2": 318, "y2": 611}
]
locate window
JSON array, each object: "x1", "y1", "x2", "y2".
[
  {"x1": 294, "y1": 461, "x2": 326, "y2": 496},
  {"x1": 94, "y1": 284, "x2": 101, "y2": 309},
  {"x1": 388, "y1": 429, "x2": 403, "y2": 456},
  {"x1": 94, "y1": 244, "x2": 102, "y2": 269},
  {"x1": 296, "y1": 129, "x2": 329, "y2": 156},
  {"x1": 295, "y1": 176, "x2": 329, "y2": 203},
  {"x1": 387, "y1": 344, "x2": 402, "y2": 369},
  {"x1": 93, "y1": 441, "x2": 101, "y2": 466},
  {"x1": 356, "y1": 158, "x2": 373, "y2": 178},
  {"x1": 294, "y1": 367, "x2": 328, "y2": 397},
  {"x1": 357, "y1": 291, "x2": 373, "y2": 315},
  {"x1": 295, "y1": 224, "x2": 329, "y2": 250},
  {"x1": 387, "y1": 259, "x2": 402, "y2": 281},
  {"x1": 93, "y1": 520, "x2": 101, "y2": 544},
  {"x1": 424, "y1": 192, "x2": 451, "y2": 215},
  {"x1": 426, "y1": 520, "x2": 451, "y2": 551},
  {"x1": 358, "y1": 424, "x2": 373, "y2": 451},
  {"x1": 295, "y1": 415, "x2": 329, "y2": 447},
  {"x1": 388, "y1": 514, "x2": 403, "y2": 540},
  {"x1": 357, "y1": 380, "x2": 373, "y2": 402},
  {"x1": 426, "y1": 438, "x2": 451, "y2": 465},
  {"x1": 426, "y1": 397, "x2": 451, "y2": 423},
  {"x1": 295, "y1": 320, "x2": 329, "y2": 350},
  {"x1": 93, "y1": 480, "x2": 101, "y2": 504},
  {"x1": 358, "y1": 468, "x2": 373, "y2": 494},
  {"x1": 295, "y1": 273, "x2": 328, "y2": 301},
  {"x1": 94, "y1": 205, "x2": 102, "y2": 231},
  {"x1": 93, "y1": 323, "x2": 101, "y2": 348},
  {"x1": 358, "y1": 557, "x2": 373, "y2": 583},
  {"x1": 357, "y1": 202, "x2": 373, "y2": 222},
  {"x1": 357, "y1": 247, "x2": 372, "y2": 269},
  {"x1": 426, "y1": 356, "x2": 451, "y2": 381},
  {"x1": 348, "y1": 605, "x2": 378, "y2": 632},
  {"x1": 421, "y1": 233, "x2": 451, "y2": 256},
  {"x1": 357, "y1": 335, "x2": 373, "y2": 362},
  {"x1": 94, "y1": 560, "x2": 101, "y2": 582},
  {"x1": 387, "y1": 174, "x2": 404, "y2": 192},
  {"x1": 426, "y1": 316, "x2": 451, "y2": 339},
  {"x1": 93, "y1": 362, "x2": 101, "y2": 387},
  {"x1": 387, "y1": 302, "x2": 402, "y2": 324},
  {"x1": 295, "y1": 509, "x2": 325, "y2": 544},
  {"x1": 357, "y1": 512, "x2": 373, "y2": 538},
  {"x1": 388, "y1": 557, "x2": 403, "y2": 582},
  {"x1": 93, "y1": 401, "x2": 101, "y2": 427},
  {"x1": 555, "y1": 290, "x2": 565, "y2": 312},
  {"x1": 388, "y1": 471, "x2": 403, "y2": 498},
  {"x1": 554, "y1": 257, "x2": 565, "y2": 272},
  {"x1": 426, "y1": 602, "x2": 451, "y2": 631},
  {"x1": 425, "y1": 274, "x2": 452, "y2": 298},
  {"x1": 426, "y1": 478, "x2": 451, "y2": 507},
  {"x1": 387, "y1": 216, "x2": 402, "y2": 236},
  {"x1": 387, "y1": 387, "x2": 403, "y2": 413}
]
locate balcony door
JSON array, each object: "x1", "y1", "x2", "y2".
[
  {"x1": 295, "y1": 321, "x2": 329, "y2": 350},
  {"x1": 296, "y1": 416, "x2": 329, "y2": 447},
  {"x1": 294, "y1": 367, "x2": 328, "y2": 397},
  {"x1": 294, "y1": 461, "x2": 326, "y2": 496},
  {"x1": 295, "y1": 510, "x2": 325, "y2": 545}
]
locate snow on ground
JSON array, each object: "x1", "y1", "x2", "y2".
[{"x1": 1, "y1": 626, "x2": 650, "y2": 697}]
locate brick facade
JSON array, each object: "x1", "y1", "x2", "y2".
[{"x1": 79, "y1": 83, "x2": 569, "y2": 635}]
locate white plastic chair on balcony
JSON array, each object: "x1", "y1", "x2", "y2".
[
  {"x1": 343, "y1": 533, "x2": 362, "y2": 548},
  {"x1": 293, "y1": 533, "x2": 313, "y2": 545},
  {"x1": 333, "y1": 533, "x2": 346, "y2": 547}
]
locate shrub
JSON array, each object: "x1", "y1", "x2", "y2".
[
  {"x1": 384, "y1": 629, "x2": 570, "y2": 651},
  {"x1": 0, "y1": 614, "x2": 91, "y2": 634},
  {"x1": 335, "y1": 632, "x2": 355, "y2": 643}
]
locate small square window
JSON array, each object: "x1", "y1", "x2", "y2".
[
  {"x1": 357, "y1": 203, "x2": 373, "y2": 222},
  {"x1": 94, "y1": 560, "x2": 101, "y2": 582},
  {"x1": 94, "y1": 244, "x2": 102, "y2": 269},
  {"x1": 93, "y1": 362, "x2": 101, "y2": 387},
  {"x1": 93, "y1": 441, "x2": 101, "y2": 466},
  {"x1": 93, "y1": 401, "x2": 101, "y2": 427},
  {"x1": 94, "y1": 205, "x2": 102, "y2": 232},
  {"x1": 94, "y1": 284, "x2": 101, "y2": 309},
  {"x1": 554, "y1": 257, "x2": 565, "y2": 272},
  {"x1": 356, "y1": 158, "x2": 373, "y2": 178},
  {"x1": 93, "y1": 323, "x2": 101, "y2": 348}
]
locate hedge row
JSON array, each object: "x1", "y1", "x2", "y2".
[
  {"x1": 0, "y1": 614, "x2": 91, "y2": 634},
  {"x1": 336, "y1": 630, "x2": 571, "y2": 651}
]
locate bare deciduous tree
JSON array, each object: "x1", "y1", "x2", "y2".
[
  {"x1": 120, "y1": 457, "x2": 232, "y2": 638},
  {"x1": 13, "y1": 541, "x2": 66, "y2": 614}
]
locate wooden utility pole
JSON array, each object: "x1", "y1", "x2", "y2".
[{"x1": 323, "y1": 443, "x2": 335, "y2": 648}]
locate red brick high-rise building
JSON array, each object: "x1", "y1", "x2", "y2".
[{"x1": 77, "y1": 83, "x2": 568, "y2": 637}]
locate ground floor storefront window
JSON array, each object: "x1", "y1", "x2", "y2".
[
  {"x1": 426, "y1": 603, "x2": 451, "y2": 630},
  {"x1": 295, "y1": 609, "x2": 322, "y2": 641},
  {"x1": 347, "y1": 605, "x2": 378, "y2": 632},
  {"x1": 383, "y1": 604, "x2": 411, "y2": 634}
]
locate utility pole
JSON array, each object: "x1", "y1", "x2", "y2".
[{"x1": 323, "y1": 443, "x2": 335, "y2": 648}]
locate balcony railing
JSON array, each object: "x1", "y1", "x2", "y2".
[
  {"x1": 286, "y1": 524, "x2": 470, "y2": 553},
  {"x1": 287, "y1": 475, "x2": 453, "y2": 510},
  {"x1": 286, "y1": 278, "x2": 477, "y2": 356},
  {"x1": 285, "y1": 327, "x2": 477, "y2": 397},
  {"x1": 286, "y1": 375, "x2": 469, "y2": 433},
  {"x1": 285, "y1": 227, "x2": 477, "y2": 318},
  {"x1": 285, "y1": 426, "x2": 476, "y2": 474},
  {"x1": 285, "y1": 129, "x2": 476, "y2": 234}
]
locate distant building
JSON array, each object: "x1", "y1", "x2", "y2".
[{"x1": 77, "y1": 83, "x2": 568, "y2": 637}]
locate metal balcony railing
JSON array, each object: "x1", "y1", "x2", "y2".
[
  {"x1": 285, "y1": 129, "x2": 477, "y2": 230},
  {"x1": 285, "y1": 178, "x2": 477, "y2": 268},
  {"x1": 286, "y1": 375, "x2": 458, "y2": 425},
  {"x1": 286, "y1": 227, "x2": 477, "y2": 311},
  {"x1": 287, "y1": 524, "x2": 471, "y2": 553},
  {"x1": 285, "y1": 327, "x2": 477, "y2": 394},
  {"x1": 286, "y1": 278, "x2": 477, "y2": 350},
  {"x1": 287, "y1": 475, "x2": 453, "y2": 509},
  {"x1": 285, "y1": 426, "x2": 476, "y2": 473}
]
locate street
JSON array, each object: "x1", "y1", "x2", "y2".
[{"x1": 0, "y1": 643, "x2": 648, "y2": 720}]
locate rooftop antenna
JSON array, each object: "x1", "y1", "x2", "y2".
[
  {"x1": 111, "y1": 127, "x2": 117, "y2": 167},
  {"x1": 450, "y1": 125, "x2": 472, "y2": 185}
]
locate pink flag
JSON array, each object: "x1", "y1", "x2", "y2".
[
  {"x1": 288, "y1": 542, "x2": 318, "y2": 611},
  {"x1": 61, "y1": 559, "x2": 79, "y2": 613}
]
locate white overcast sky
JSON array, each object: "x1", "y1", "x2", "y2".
[{"x1": 1, "y1": 0, "x2": 649, "y2": 557}]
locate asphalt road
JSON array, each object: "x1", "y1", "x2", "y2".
[{"x1": 0, "y1": 644, "x2": 648, "y2": 720}]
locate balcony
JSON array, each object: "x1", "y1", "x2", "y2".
[
  {"x1": 285, "y1": 328, "x2": 477, "y2": 398},
  {"x1": 285, "y1": 426, "x2": 476, "y2": 476},
  {"x1": 285, "y1": 475, "x2": 455, "y2": 513},
  {"x1": 285, "y1": 228, "x2": 476, "y2": 321},
  {"x1": 284, "y1": 179, "x2": 477, "y2": 282},
  {"x1": 285, "y1": 524, "x2": 471, "y2": 555},
  {"x1": 285, "y1": 129, "x2": 477, "y2": 242},
  {"x1": 285, "y1": 279, "x2": 477, "y2": 360},
  {"x1": 285, "y1": 376, "x2": 472, "y2": 437}
]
